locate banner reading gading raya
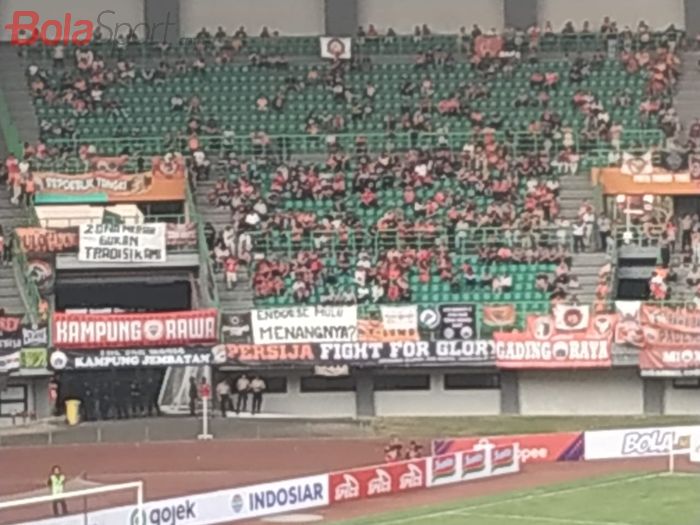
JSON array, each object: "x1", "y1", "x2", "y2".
[{"x1": 493, "y1": 305, "x2": 616, "y2": 369}]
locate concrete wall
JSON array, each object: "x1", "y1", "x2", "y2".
[
  {"x1": 374, "y1": 372, "x2": 500, "y2": 416},
  {"x1": 518, "y1": 369, "x2": 644, "y2": 415},
  {"x1": 261, "y1": 372, "x2": 356, "y2": 417},
  {"x1": 0, "y1": 376, "x2": 50, "y2": 422},
  {"x1": 538, "y1": 0, "x2": 685, "y2": 30},
  {"x1": 179, "y1": 0, "x2": 325, "y2": 36},
  {"x1": 357, "y1": 0, "x2": 504, "y2": 33},
  {"x1": 664, "y1": 382, "x2": 700, "y2": 415},
  {"x1": 0, "y1": 0, "x2": 144, "y2": 41}
]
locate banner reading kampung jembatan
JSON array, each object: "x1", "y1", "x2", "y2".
[
  {"x1": 78, "y1": 223, "x2": 167, "y2": 263},
  {"x1": 52, "y1": 309, "x2": 219, "y2": 349}
]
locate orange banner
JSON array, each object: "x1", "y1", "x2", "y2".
[
  {"x1": 15, "y1": 227, "x2": 78, "y2": 253},
  {"x1": 595, "y1": 167, "x2": 700, "y2": 195},
  {"x1": 357, "y1": 319, "x2": 419, "y2": 342},
  {"x1": 34, "y1": 155, "x2": 186, "y2": 203}
]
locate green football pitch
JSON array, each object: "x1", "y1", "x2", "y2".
[{"x1": 332, "y1": 473, "x2": 700, "y2": 525}]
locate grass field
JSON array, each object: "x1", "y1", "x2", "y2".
[
  {"x1": 372, "y1": 415, "x2": 700, "y2": 438},
  {"x1": 332, "y1": 473, "x2": 700, "y2": 525}
]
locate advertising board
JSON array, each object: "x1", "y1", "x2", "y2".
[
  {"x1": 432, "y1": 432, "x2": 584, "y2": 464},
  {"x1": 584, "y1": 425, "x2": 700, "y2": 460},
  {"x1": 18, "y1": 474, "x2": 329, "y2": 525},
  {"x1": 329, "y1": 459, "x2": 426, "y2": 503}
]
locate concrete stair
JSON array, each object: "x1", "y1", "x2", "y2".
[
  {"x1": 673, "y1": 52, "x2": 700, "y2": 135},
  {"x1": 558, "y1": 173, "x2": 595, "y2": 221},
  {"x1": 194, "y1": 180, "x2": 254, "y2": 314},
  {"x1": 0, "y1": 45, "x2": 39, "y2": 144},
  {"x1": 569, "y1": 252, "x2": 609, "y2": 304}
]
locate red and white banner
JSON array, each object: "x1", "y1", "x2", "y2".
[
  {"x1": 52, "y1": 309, "x2": 219, "y2": 349},
  {"x1": 494, "y1": 312, "x2": 615, "y2": 369},
  {"x1": 553, "y1": 305, "x2": 590, "y2": 331},
  {"x1": 432, "y1": 432, "x2": 584, "y2": 463},
  {"x1": 638, "y1": 305, "x2": 700, "y2": 377},
  {"x1": 329, "y1": 459, "x2": 426, "y2": 503},
  {"x1": 427, "y1": 444, "x2": 520, "y2": 488},
  {"x1": 473, "y1": 35, "x2": 503, "y2": 59}
]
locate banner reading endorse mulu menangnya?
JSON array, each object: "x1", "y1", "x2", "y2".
[
  {"x1": 78, "y1": 223, "x2": 167, "y2": 263},
  {"x1": 251, "y1": 306, "x2": 358, "y2": 344}
]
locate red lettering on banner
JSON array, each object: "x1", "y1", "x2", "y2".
[
  {"x1": 52, "y1": 309, "x2": 218, "y2": 349},
  {"x1": 0, "y1": 316, "x2": 22, "y2": 333},
  {"x1": 329, "y1": 459, "x2": 426, "y2": 503},
  {"x1": 225, "y1": 344, "x2": 314, "y2": 362},
  {"x1": 432, "y1": 432, "x2": 584, "y2": 464},
  {"x1": 639, "y1": 305, "x2": 700, "y2": 376}
]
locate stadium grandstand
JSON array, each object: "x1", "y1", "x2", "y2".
[{"x1": 0, "y1": 0, "x2": 698, "y2": 424}]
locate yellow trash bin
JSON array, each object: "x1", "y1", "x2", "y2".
[{"x1": 65, "y1": 400, "x2": 81, "y2": 426}]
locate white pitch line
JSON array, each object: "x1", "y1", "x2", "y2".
[
  {"x1": 459, "y1": 511, "x2": 635, "y2": 525},
  {"x1": 365, "y1": 473, "x2": 661, "y2": 525}
]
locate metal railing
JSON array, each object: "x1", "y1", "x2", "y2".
[
  {"x1": 17, "y1": 30, "x2": 685, "y2": 60},
  {"x1": 11, "y1": 236, "x2": 42, "y2": 324},
  {"x1": 47, "y1": 129, "x2": 666, "y2": 160},
  {"x1": 0, "y1": 86, "x2": 22, "y2": 157},
  {"x1": 249, "y1": 225, "x2": 573, "y2": 259},
  {"x1": 185, "y1": 184, "x2": 220, "y2": 309}
]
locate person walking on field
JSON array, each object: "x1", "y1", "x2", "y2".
[
  {"x1": 216, "y1": 377, "x2": 232, "y2": 417},
  {"x1": 235, "y1": 374, "x2": 250, "y2": 414},
  {"x1": 250, "y1": 376, "x2": 266, "y2": 415},
  {"x1": 48, "y1": 465, "x2": 68, "y2": 516}
]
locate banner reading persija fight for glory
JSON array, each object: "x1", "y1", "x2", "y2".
[
  {"x1": 638, "y1": 305, "x2": 700, "y2": 377},
  {"x1": 52, "y1": 309, "x2": 218, "y2": 349},
  {"x1": 493, "y1": 308, "x2": 616, "y2": 369}
]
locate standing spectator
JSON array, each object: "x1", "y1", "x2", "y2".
[
  {"x1": 52, "y1": 45, "x2": 65, "y2": 68},
  {"x1": 573, "y1": 220, "x2": 585, "y2": 253},
  {"x1": 216, "y1": 377, "x2": 232, "y2": 417},
  {"x1": 224, "y1": 255, "x2": 238, "y2": 290},
  {"x1": 188, "y1": 376, "x2": 198, "y2": 416},
  {"x1": 681, "y1": 213, "x2": 693, "y2": 252},
  {"x1": 235, "y1": 373, "x2": 250, "y2": 414},
  {"x1": 250, "y1": 375, "x2": 266, "y2": 415},
  {"x1": 597, "y1": 214, "x2": 611, "y2": 251}
]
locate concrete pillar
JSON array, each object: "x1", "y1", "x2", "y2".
[
  {"x1": 504, "y1": 0, "x2": 538, "y2": 30},
  {"x1": 686, "y1": 0, "x2": 700, "y2": 38},
  {"x1": 500, "y1": 371, "x2": 520, "y2": 414},
  {"x1": 355, "y1": 368, "x2": 375, "y2": 417},
  {"x1": 643, "y1": 378, "x2": 665, "y2": 414},
  {"x1": 145, "y1": 0, "x2": 180, "y2": 44},
  {"x1": 325, "y1": 0, "x2": 358, "y2": 36}
]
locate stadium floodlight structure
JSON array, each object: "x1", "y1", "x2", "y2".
[{"x1": 0, "y1": 481, "x2": 143, "y2": 525}]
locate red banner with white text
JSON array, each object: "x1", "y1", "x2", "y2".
[
  {"x1": 329, "y1": 459, "x2": 426, "y2": 503},
  {"x1": 493, "y1": 307, "x2": 616, "y2": 369},
  {"x1": 638, "y1": 305, "x2": 700, "y2": 376},
  {"x1": 52, "y1": 309, "x2": 219, "y2": 349}
]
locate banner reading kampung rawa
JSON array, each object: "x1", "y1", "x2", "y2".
[
  {"x1": 251, "y1": 305, "x2": 357, "y2": 344},
  {"x1": 78, "y1": 223, "x2": 167, "y2": 263}
]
